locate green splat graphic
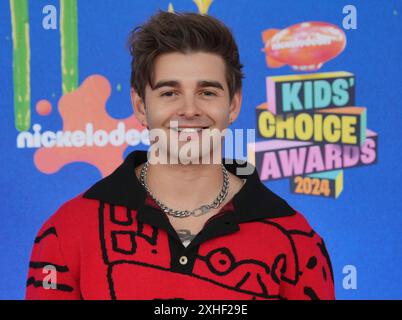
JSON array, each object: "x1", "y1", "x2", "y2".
[
  {"x1": 10, "y1": 0, "x2": 31, "y2": 131},
  {"x1": 60, "y1": 0, "x2": 78, "y2": 94}
]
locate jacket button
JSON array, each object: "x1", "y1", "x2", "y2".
[{"x1": 179, "y1": 256, "x2": 188, "y2": 265}]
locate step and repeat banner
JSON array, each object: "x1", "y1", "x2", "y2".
[{"x1": 1, "y1": 0, "x2": 401, "y2": 299}]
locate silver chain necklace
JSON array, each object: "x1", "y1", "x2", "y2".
[{"x1": 139, "y1": 161, "x2": 230, "y2": 218}]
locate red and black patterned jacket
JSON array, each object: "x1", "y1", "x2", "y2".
[{"x1": 26, "y1": 150, "x2": 335, "y2": 300}]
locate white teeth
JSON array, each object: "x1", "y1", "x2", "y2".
[{"x1": 171, "y1": 128, "x2": 205, "y2": 133}]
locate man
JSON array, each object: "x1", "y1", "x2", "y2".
[{"x1": 26, "y1": 10, "x2": 335, "y2": 300}]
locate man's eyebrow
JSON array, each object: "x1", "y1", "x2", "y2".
[
  {"x1": 152, "y1": 80, "x2": 224, "y2": 91},
  {"x1": 198, "y1": 80, "x2": 224, "y2": 91},
  {"x1": 152, "y1": 80, "x2": 180, "y2": 90}
]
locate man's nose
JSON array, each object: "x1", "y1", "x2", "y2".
[{"x1": 177, "y1": 95, "x2": 202, "y2": 118}]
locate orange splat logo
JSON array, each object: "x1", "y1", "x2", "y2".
[{"x1": 34, "y1": 75, "x2": 147, "y2": 177}]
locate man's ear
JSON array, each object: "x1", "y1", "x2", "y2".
[
  {"x1": 229, "y1": 89, "x2": 242, "y2": 124},
  {"x1": 130, "y1": 88, "x2": 147, "y2": 127}
]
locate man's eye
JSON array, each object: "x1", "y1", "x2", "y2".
[
  {"x1": 161, "y1": 91, "x2": 177, "y2": 97},
  {"x1": 201, "y1": 91, "x2": 217, "y2": 97}
]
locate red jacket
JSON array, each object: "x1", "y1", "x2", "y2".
[{"x1": 26, "y1": 150, "x2": 335, "y2": 300}]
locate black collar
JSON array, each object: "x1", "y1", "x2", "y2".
[{"x1": 83, "y1": 149, "x2": 295, "y2": 223}]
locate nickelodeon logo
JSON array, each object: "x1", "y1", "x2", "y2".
[
  {"x1": 262, "y1": 22, "x2": 346, "y2": 71},
  {"x1": 15, "y1": 75, "x2": 149, "y2": 177},
  {"x1": 16, "y1": 123, "x2": 150, "y2": 148}
]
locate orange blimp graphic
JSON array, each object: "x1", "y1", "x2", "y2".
[{"x1": 262, "y1": 22, "x2": 347, "y2": 71}]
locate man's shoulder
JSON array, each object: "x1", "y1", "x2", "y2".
[
  {"x1": 265, "y1": 209, "x2": 329, "y2": 251},
  {"x1": 46, "y1": 192, "x2": 101, "y2": 231},
  {"x1": 29, "y1": 192, "x2": 102, "y2": 255},
  {"x1": 267, "y1": 210, "x2": 315, "y2": 233}
]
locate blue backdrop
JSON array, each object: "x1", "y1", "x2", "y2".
[{"x1": 1, "y1": 0, "x2": 401, "y2": 299}]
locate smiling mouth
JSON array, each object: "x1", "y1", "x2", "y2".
[{"x1": 169, "y1": 127, "x2": 210, "y2": 133}]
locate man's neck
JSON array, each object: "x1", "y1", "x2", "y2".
[{"x1": 137, "y1": 161, "x2": 224, "y2": 210}]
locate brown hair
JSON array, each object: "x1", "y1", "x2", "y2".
[{"x1": 127, "y1": 10, "x2": 244, "y2": 102}]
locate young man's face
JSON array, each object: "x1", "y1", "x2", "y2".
[{"x1": 131, "y1": 51, "x2": 242, "y2": 164}]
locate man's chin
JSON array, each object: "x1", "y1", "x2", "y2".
[{"x1": 148, "y1": 148, "x2": 222, "y2": 165}]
